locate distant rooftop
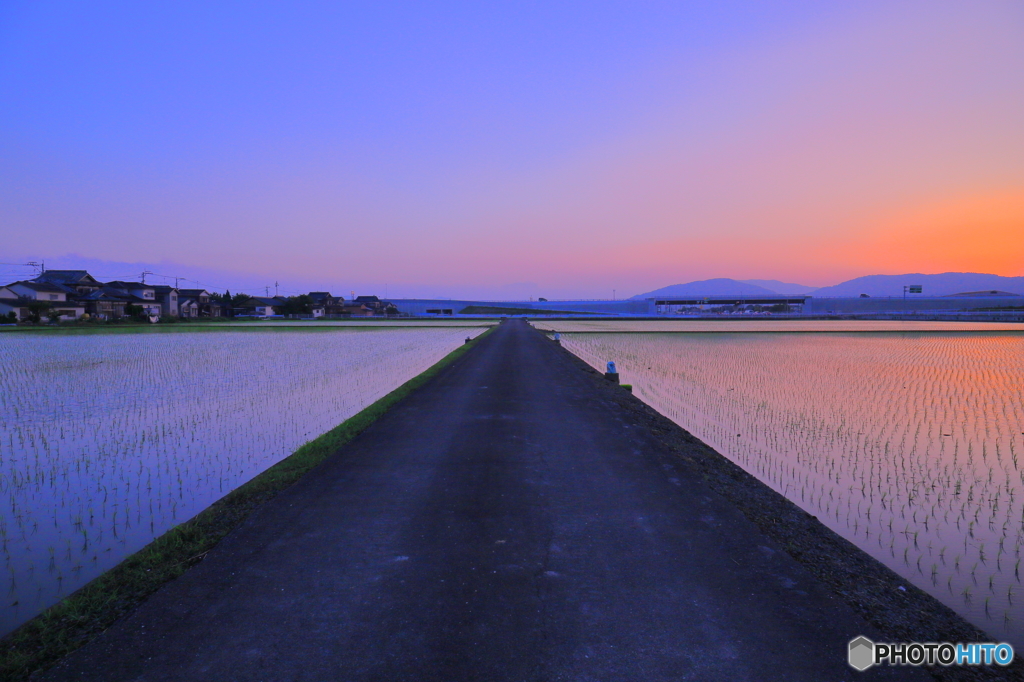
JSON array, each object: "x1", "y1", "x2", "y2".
[
  {"x1": 35, "y1": 270, "x2": 101, "y2": 285},
  {"x1": 10, "y1": 280, "x2": 67, "y2": 293}
]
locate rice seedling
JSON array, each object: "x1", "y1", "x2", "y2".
[
  {"x1": 0, "y1": 326, "x2": 487, "y2": 636},
  {"x1": 541, "y1": 320, "x2": 1024, "y2": 646}
]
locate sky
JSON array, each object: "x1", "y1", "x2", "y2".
[{"x1": 2, "y1": 1, "x2": 1022, "y2": 299}]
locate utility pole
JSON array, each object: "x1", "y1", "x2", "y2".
[
  {"x1": 265, "y1": 286, "x2": 270, "y2": 297},
  {"x1": 275, "y1": 281, "x2": 279, "y2": 297},
  {"x1": 141, "y1": 270, "x2": 153, "y2": 284},
  {"x1": 613, "y1": 289, "x2": 616, "y2": 301},
  {"x1": 26, "y1": 261, "x2": 43, "y2": 275}
]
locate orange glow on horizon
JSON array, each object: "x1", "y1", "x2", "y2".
[{"x1": 860, "y1": 191, "x2": 1024, "y2": 276}]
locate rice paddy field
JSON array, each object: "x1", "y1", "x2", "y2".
[
  {"x1": 535, "y1": 319, "x2": 1024, "y2": 647},
  {"x1": 0, "y1": 325, "x2": 489, "y2": 636}
]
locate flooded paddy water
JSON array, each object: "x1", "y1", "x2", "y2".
[
  {"x1": 534, "y1": 320, "x2": 1024, "y2": 647},
  {"x1": 0, "y1": 324, "x2": 490, "y2": 636}
]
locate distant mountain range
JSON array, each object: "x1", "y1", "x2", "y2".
[
  {"x1": 631, "y1": 273, "x2": 1024, "y2": 300},
  {"x1": 811, "y1": 273, "x2": 1024, "y2": 298},
  {"x1": 631, "y1": 279, "x2": 788, "y2": 299},
  {"x1": 738, "y1": 279, "x2": 820, "y2": 295}
]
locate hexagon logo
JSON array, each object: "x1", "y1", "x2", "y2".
[{"x1": 848, "y1": 636, "x2": 875, "y2": 671}]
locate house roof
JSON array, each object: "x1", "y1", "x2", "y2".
[
  {"x1": 10, "y1": 280, "x2": 68, "y2": 293},
  {"x1": 354, "y1": 295, "x2": 379, "y2": 303},
  {"x1": 177, "y1": 288, "x2": 210, "y2": 297},
  {"x1": 35, "y1": 270, "x2": 102, "y2": 286},
  {"x1": 105, "y1": 281, "x2": 153, "y2": 291},
  {"x1": 79, "y1": 288, "x2": 131, "y2": 302},
  {"x1": 251, "y1": 297, "x2": 285, "y2": 306}
]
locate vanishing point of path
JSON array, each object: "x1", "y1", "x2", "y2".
[{"x1": 45, "y1": 320, "x2": 921, "y2": 681}]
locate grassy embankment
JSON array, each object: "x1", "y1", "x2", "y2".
[{"x1": 0, "y1": 327, "x2": 492, "y2": 681}]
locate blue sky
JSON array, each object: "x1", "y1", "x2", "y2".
[{"x1": 2, "y1": 2, "x2": 1022, "y2": 298}]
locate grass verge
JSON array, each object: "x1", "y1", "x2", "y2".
[{"x1": 0, "y1": 327, "x2": 492, "y2": 681}]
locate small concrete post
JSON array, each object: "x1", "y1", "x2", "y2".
[
  {"x1": 553, "y1": 332, "x2": 561, "y2": 345},
  {"x1": 604, "y1": 361, "x2": 619, "y2": 384},
  {"x1": 465, "y1": 337, "x2": 472, "y2": 344}
]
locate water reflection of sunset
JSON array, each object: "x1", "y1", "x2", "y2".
[{"x1": 557, "y1": 328, "x2": 1024, "y2": 647}]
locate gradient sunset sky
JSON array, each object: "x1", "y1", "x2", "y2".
[{"x1": 2, "y1": 1, "x2": 1022, "y2": 299}]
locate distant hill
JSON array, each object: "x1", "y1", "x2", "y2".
[
  {"x1": 740, "y1": 279, "x2": 819, "y2": 295},
  {"x1": 630, "y1": 278, "x2": 779, "y2": 300},
  {"x1": 812, "y1": 272, "x2": 1024, "y2": 298}
]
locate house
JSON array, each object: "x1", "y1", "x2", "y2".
[
  {"x1": 352, "y1": 295, "x2": 399, "y2": 316},
  {"x1": 309, "y1": 292, "x2": 346, "y2": 318},
  {"x1": 33, "y1": 270, "x2": 103, "y2": 296},
  {"x1": 104, "y1": 282, "x2": 163, "y2": 320},
  {"x1": 178, "y1": 296, "x2": 200, "y2": 318},
  {"x1": 249, "y1": 297, "x2": 287, "y2": 317},
  {"x1": 9, "y1": 280, "x2": 70, "y2": 303},
  {"x1": 5, "y1": 281, "x2": 85, "y2": 319},
  {"x1": 150, "y1": 286, "x2": 180, "y2": 317},
  {"x1": 76, "y1": 288, "x2": 130, "y2": 320},
  {"x1": 105, "y1": 281, "x2": 157, "y2": 302},
  {"x1": 177, "y1": 289, "x2": 223, "y2": 317},
  {"x1": 0, "y1": 286, "x2": 30, "y2": 321}
]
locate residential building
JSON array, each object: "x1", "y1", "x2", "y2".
[
  {"x1": 105, "y1": 281, "x2": 157, "y2": 301},
  {"x1": 177, "y1": 289, "x2": 223, "y2": 317},
  {"x1": 9, "y1": 280, "x2": 70, "y2": 303},
  {"x1": 178, "y1": 297, "x2": 200, "y2": 318},
  {"x1": 352, "y1": 295, "x2": 399, "y2": 316},
  {"x1": 150, "y1": 286, "x2": 180, "y2": 317},
  {"x1": 250, "y1": 297, "x2": 287, "y2": 317},
  {"x1": 87, "y1": 284, "x2": 160, "y2": 321},
  {"x1": 309, "y1": 292, "x2": 346, "y2": 317},
  {"x1": 5, "y1": 281, "x2": 85, "y2": 319},
  {"x1": 0, "y1": 286, "x2": 29, "y2": 321},
  {"x1": 76, "y1": 289, "x2": 130, "y2": 320}
]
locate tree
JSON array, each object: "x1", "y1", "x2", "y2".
[
  {"x1": 277, "y1": 295, "x2": 314, "y2": 316},
  {"x1": 26, "y1": 300, "x2": 51, "y2": 324},
  {"x1": 3, "y1": 311, "x2": 16, "y2": 324},
  {"x1": 217, "y1": 290, "x2": 233, "y2": 317},
  {"x1": 124, "y1": 304, "x2": 151, "y2": 322}
]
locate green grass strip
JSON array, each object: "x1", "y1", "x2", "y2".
[{"x1": 0, "y1": 327, "x2": 493, "y2": 680}]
